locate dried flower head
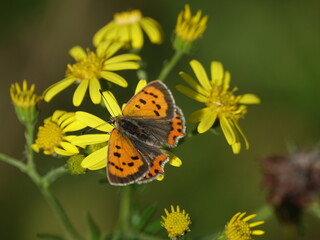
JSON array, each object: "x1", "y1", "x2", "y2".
[{"x1": 262, "y1": 148, "x2": 320, "y2": 224}]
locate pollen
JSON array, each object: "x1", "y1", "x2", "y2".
[
  {"x1": 114, "y1": 10, "x2": 142, "y2": 25},
  {"x1": 161, "y1": 205, "x2": 191, "y2": 239},
  {"x1": 207, "y1": 86, "x2": 246, "y2": 121},
  {"x1": 67, "y1": 51, "x2": 103, "y2": 81},
  {"x1": 35, "y1": 121, "x2": 64, "y2": 155}
]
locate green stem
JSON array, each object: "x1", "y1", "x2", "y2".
[
  {"x1": 0, "y1": 152, "x2": 27, "y2": 172},
  {"x1": 41, "y1": 186, "x2": 83, "y2": 240},
  {"x1": 43, "y1": 166, "x2": 68, "y2": 188},
  {"x1": 25, "y1": 122, "x2": 35, "y2": 169},
  {"x1": 158, "y1": 51, "x2": 184, "y2": 82},
  {"x1": 118, "y1": 186, "x2": 132, "y2": 236}
]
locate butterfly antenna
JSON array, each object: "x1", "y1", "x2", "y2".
[
  {"x1": 81, "y1": 122, "x2": 108, "y2": 135},
  {"x1": 99, "y1": 89, "x2": 116, "y2": 119}
]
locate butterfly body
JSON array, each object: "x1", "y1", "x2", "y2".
[{"x1": 107, "y1": 80, "x2": 185, "y2": 185}]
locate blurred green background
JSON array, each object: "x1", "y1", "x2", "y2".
[{"x1": 1, "y1": 0, "x2": 320, "y2": 239}]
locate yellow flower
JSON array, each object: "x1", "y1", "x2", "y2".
[
  {"x1": 93, "y1": 9, "x2": 163, "y2": 49},
  {"x1": 71, "y1": 80, "x2": 182, "y2": 174},
  {"x1": 32, "y1": 110, "x2": 86, "y2": 156},
  {"x1": 44, "y1": 41, "x2": 141, "y2": 106},
  {"x1": 10, "y1": 80, "x2": 42, "y2": 124},
  {"x1": 225, "y1": 212, "x2": 265, "y2": 240},
  {"x1": 177, "y1": 60, "x2": 260, "y2": 154},
  {"x1": 161, "y1": 205, "x2": 191, "y2": 240},
  {"x1": 174, "y1": 4, "x2": 208, "y2": 53}
]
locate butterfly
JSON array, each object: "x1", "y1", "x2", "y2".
[{"x1": 107, "y1": 80, "x2": 186, "y2": 185}]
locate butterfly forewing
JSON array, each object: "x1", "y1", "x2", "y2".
[
  {"x1": 122, "y1": 81, "x2": 175, "y2": 120},
  {"x1": 107, "y1": 128, "x2": 149, "y2": 185}
]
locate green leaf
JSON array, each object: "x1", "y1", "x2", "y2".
[
  {"x1": 133, "y1": 203, "x2": 158, "y2": 231},
  {"x1": 86, "y1": 212, "x2": 101, "y2": 240},
  {"x1": 144, "y1": 218, "x2": 163, "y2": 234},
  {"x1": 36, "y1": 233, "x2": 65, "y2": 240}
]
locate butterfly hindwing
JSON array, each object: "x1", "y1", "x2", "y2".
[
  {"x1": 107, "y1": 128, "x2": 149, "y2": 185},
  {"x1": 128, "y1": 138, "x2": 169, "y2": 183},
  {"x1": 166, "y1": 107, "x2": 186, "y2": 147},
  {"x1": 122, "y1": 80, "x2": 175, "y2": 120}
]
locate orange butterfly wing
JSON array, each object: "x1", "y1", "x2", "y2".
[
  {"x1": 137, "y1": 154, "x2": 168, "y2": 183},
  {"x1": 107, "y1": 128, "x2": 149, "y2": 185},
  {"x1": 167, "y1": 107, "x2": 186, "y2": 147},
  {"x1": 122, "y1": 80, "x2": 175, "y2": 120}
]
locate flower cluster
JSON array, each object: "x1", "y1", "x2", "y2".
[
  {"x1": 6, "y1": 3, "x2": 266, "y2": 240},
  {"x1": 177, "y1": 60, "x2": 260, "y2": 154}
]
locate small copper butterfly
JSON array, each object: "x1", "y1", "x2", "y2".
[{"x1": 107, "y1": 80, "x2": 185, "y2": 185}]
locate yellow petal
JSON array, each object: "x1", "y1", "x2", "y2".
[
  {"x1": 252, "y1": 230, "x2": 265, "y2": 235},
  {"x1": 59, "y1": 141, "x2": 79, "y2": 154},
  {"x1": 239, "y1": 94, "x2": 261, "y2": 104},
  {"x1": 166, "y1": 152, "x2": 182, "y2": 167},
  {"x1": 211, "y1": 61, "x2": 224, "y2": 85},
  {"x1": 81, "y1": 146, "x2": 108, "y2": 170},
  {"x1": 176, "y1": 85, "x2": 208, "y2": 103},
  {"x1": 54, "y1": 147, "x2": 77, "y2": 156},
  {"x1": 44, "y1": 77, "x2": 76, "y2": 102},
  {"x1": 103, "y1": 62, "x2": 140, "y2": 71},
  {"x1": 220, "y1": 116, "x2": 236, "y2": 145},
  {"x1": 249, "y1": 221, "x2": 265, "y2": 227},
  {"x1": 63, "y1": 121, "x2": 87, "y2": 132},
  {"x1": 190, "y1": 59, "x2": 212, "y2": 90},
  {"x1": 100, "y1": 71, "x2": 128, "y2": 87},
  {"x1": 75, "y1": 111, "x2": 113, "y2": 132},
  {"x1": 231, "y1": 142, "x2": 241, "y2": 154},
  {"x1": 69, "y1": 46, "x2": 87, "y2": 61},
  {"x1": 89, "y1": 78, "x2": 101, "y2": 104},
  {"x1": 134, "y1": 79, "x2": 147, "y2": 94},
  {"x1": 71, "y1": 134, "x2": 109, "y2": 145},
  {"x1": 102, "y1": 90, "x2": 122, "y2": 117},
  {"x1": 104, "y1": 54, "x2": 141, "y2": 65},
  {"x1": 32, "y1": 144, "x2": 39, "y2": 152},
  {"x1": 189, "y1": 107, "x2": 211, "y2": 123},
  {"x1": 197, "y1": 110, "x2": 217, "y2": 133},
  {"x1": 93, "y1": 22, "x2": 114, "y2": 46},
  {"x1": 233, "y1": 120, "x2": 249, "y2": 150},
  {"x1": 73, "y1": 80, "x2": 89, "y2": 107},
  {"x1": 140, "y1": 17, "x2": 163, "y2": 44},
  {"x1": 179, "y1": 72, "x2": 209, "y2": 97},
  {"x1": 156, "y1": 175, "x2": 164, "y2": 181},
  {"x1": 131, "y1": 22, "x2": 144, "y2": 49}
]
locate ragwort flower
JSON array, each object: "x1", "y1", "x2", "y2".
[
  {"x1": 225, "y1": 212, "x2": 265, "y2": 240},
  {"x1": 93, "y1": 9, "x2": 163, "y2": 49},
  {"x1": 44, "y1": 41, "x2": 141, "y2": 106},
  {"x1": 10, "y1": 80, "x2": 42, "y2": 124},
  {"x1": 177, "y1": 60, "x2": 260, "y2": 154},
  {"x1": 71, "y1": 80, "x2": 182, "y2": 175},
  {"x1": 32, "y1": 110, "x2": 86, "y2": 156},
  {"x1": 174, "y1": 4, "x2": 208, "y2": 53},
  {"x1": 161, "y1": 205, "x2": 191, "y2": 240}
]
